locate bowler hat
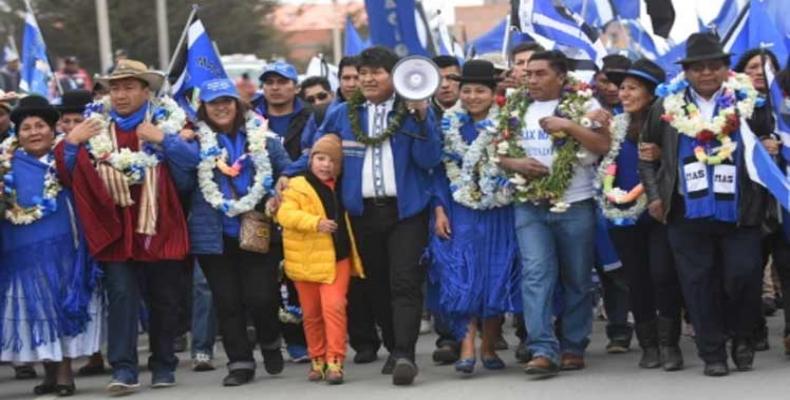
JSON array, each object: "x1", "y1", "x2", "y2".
[
  {"x1": 10, "y1": 95, "x2": 59, "y2": 128},
  {"x1": 448, "y1": 59, "x2": 503, "y2": 86},
  {"x1": 606, "y1": 58, "x2": 666, "y2": 88},
  {"x1": 56, "y1": 89, "x2": 92, "y2": 114},
  {"x1": 677, "y1": 32, "x2": 730, "y2": 65}
]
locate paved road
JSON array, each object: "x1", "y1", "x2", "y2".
[{"x1": 2, "y1": 315, "x2": 790, "y2": 400}]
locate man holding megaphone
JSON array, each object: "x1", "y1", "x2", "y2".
[{"x1": 280, "y1": 46, "x2": 442, "y2": 386}]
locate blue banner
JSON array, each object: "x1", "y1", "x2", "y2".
[
  {"x1": 20, "y1": 11, "x2": 52, "y2": 97},
  {"x1": 344, "y1": 17, "x2": 369, "y2": 56},
  {"x1": 365, "y1": 0, "x2": 428, "y2": 57}
]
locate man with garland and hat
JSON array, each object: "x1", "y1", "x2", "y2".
[
  {"x1": 54, "y1": 59, "x2": 194, "y2": 395},
  {"x1": 639, "y1": 32, "x2": 770, "y2": 376},
  {"x1": 282, "y1": 45, "x2": 443, "y2": 386},
  {"x1": 497, "y1": 50, "x2": 612, "y2": 378}
]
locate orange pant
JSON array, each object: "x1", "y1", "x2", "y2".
[{"x1": 293, "y1": 258, "x2": 351, "y2": 362}]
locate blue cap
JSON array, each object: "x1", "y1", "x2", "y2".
[
  {"x1": 199, "y1": 78, "x2": 240, "y2": 102},
  {"x1": 259, "y1": 61, "x2": 298, "y2": 83}
]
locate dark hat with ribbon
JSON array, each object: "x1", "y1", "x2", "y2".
[
  {"x1": 448, "y1": 59, "x2": 503, "y2": 87},
  {"x1": 57, "y1": 89, "x2": 93, "y2": 114},
  {"x1": 10, "y1": 95, "x2": 60, "y2": 128},
  {"x1": 601, "y1": 54, "x2": 632, "y2": 73},
  {"x1": 606, "y1": 58, "x2": 666, "y2": 88},
  {"x1": 677, "y1": 32, "x2": 730, "y2": 65}
]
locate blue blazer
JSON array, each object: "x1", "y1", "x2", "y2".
[{"x1": 285, "y1": 100, "x2": 442, "y2": 220}]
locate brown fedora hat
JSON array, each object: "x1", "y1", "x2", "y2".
[{"x1": 96, "y1": 59, "x2": 165, "y2": 91}]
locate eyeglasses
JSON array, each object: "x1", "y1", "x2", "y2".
[
  {"x1": 688, "y1": 61, "x2": 726, "y2": 73},
  {"x1": 305, "y1": 92, "x2": 330, "y2": 104}
]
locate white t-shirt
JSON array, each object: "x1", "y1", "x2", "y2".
[{"x1": 521, "y1": 98, "x2": 602, "y2": 203}]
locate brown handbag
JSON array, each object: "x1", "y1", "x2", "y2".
[{"x1": 238, "y1": 210, "x2": 272, "y2": 254}]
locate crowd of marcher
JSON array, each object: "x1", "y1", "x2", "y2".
[{"x1": 1, "y1": 31, "x2": 790, "y2": 398}]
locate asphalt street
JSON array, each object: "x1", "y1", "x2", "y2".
[{"x1": 2, "y1": 315, "x2": 790, "y2": 400}]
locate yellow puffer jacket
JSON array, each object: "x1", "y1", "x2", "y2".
[{"x1": 276, "y1": 176, "x2": 364, "y2": 284}]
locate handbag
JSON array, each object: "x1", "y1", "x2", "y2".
[
  {"x1": 226, "y1": 175, "x2": 271, "y2": 253},
  {"x1": 238, "y1": 210, "x2": 271, "y2": 254}
]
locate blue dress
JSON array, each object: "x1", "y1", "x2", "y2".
[
  {"x1": 0, "y1": 150, "x2": 102, "y2": 361},
  {"x1": 428, "y1": 118, "x2": 521, "y2": 340}
]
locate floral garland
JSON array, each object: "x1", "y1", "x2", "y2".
[
  {"x1": 347, "y1": 89, "x2": 408, "y2": 146},
  {"x1": 441, "y1": 103, "x2": 512, "y2": 209},
  {"x1": 83, "y1": 96, "x2": 186, "y2": 184},
  {"x1": 196, "y1": 111, "x2": 275, "y2": 217},
  {"x1": 594, "y1": 113, "x2": 647, "y2": 222},
  {"x1": 0, "y1": 136, "x2": 62, "y2": 225},
  {"x1": 495, "y1": 74, "x2": 595, "y2": 210},
  {"x1": 657, "y1": 71, "x2": 761, "y2": 165}
]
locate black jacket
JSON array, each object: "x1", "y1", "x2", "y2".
[{"x1": 638, "y1": 96, "x2": 771, "y2": 227}]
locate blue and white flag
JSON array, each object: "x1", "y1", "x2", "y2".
[
  {"x1": 365, "y1": 0, "x2": 429, "y2": 57},
  {"x1": 709, "y1": 0, "x2": 743, "y2": 36},
  {"x1": 742, "y1": 116, "x2": 790, "y2": 211},
  {"x1": 19, "y1": 9, "x2": 53, "y2": 97},
  {"x1": 168, "y1": 15, "x2": 228, "y2": 119},
  {"x1": 344, "y1": 17, "x2": 370, "y2": 56},
  {"x1": 518, "y1": 0, "x2": 607, "y2": 68},
  {"x1": 765, "y1": 58, "x2": 790, "y2": 162},
  {"x1": 563, "y1": 0, "x2": 614, "y2": 28},
  {"x1": 724, "y1": 0, "x2": 788, "y2": 69},
  {"x1": 621, "y1": 19, "x2": 668, "y2": 60}
]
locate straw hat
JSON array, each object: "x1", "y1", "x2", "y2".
[{"x1": 96, "y1": 59, "x2": 165, "y2": 91}]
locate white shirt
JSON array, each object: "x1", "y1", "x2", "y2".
[
  {"x1": 362, "y1": 96, "x2": 398, "y2": 198},
  {"x1": 690, "y1": 86, "x2": 724, "y2": 121},
  {"x1": 521, "y1": 97, "x2": 602, "y2": 203}
]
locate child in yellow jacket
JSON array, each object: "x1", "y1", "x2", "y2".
[{"x1": 276, "y1": 134, "x2": 364, "y2": 384}]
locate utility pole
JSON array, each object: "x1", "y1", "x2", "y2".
[
  {"x1": 156, "y1": 0, "x2": 170, "y2": 70},
  {"x1": 332, "y1": 0, "x2": 342, "y2": 63},
  {"x1": 95, "y1": 0, "x2": 112, "y2": 73}
]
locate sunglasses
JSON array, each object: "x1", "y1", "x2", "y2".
[{"x1": 305, "y1": 92, "x2": 330, "y2": 104}]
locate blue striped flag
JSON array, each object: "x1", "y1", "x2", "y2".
[{"x1": 19, "y1": 8, "x2": 53, "y2": 97}]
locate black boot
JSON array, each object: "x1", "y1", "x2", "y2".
[
  {"x1": 635, "y1": 320, "x2": 660, "y2": 369},
  {"x1": 731, "y1": 337, "x2": 755, "y2": 371},
  {"x1": 657, "y1": 317, "x2": 684, "y2": 371},
  {"x1": 753, "y1": 323, "x2": 769, "y2": 351}
]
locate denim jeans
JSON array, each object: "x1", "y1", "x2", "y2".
[
  {"x1": 191, "y1": 261, "x2": 217, "y2": 358},
  {"x1": 104, "y1": 261, "x2": 184, "y2": 381},
  {"x1": 515, "y1": 200, "x2": 595, "y2": 363}
]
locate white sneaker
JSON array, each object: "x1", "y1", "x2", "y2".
[
  {"x1": 419, "y1": 319, "x2": 432, "y2": 335},
  {"x1": 192, "y1": 353, "x2": 215, "y2": 372}
]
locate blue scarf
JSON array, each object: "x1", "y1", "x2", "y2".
[
  {"x1": 110, "y1": 102, "x2": 149, "y2": 131},
  {"x1": 216, "y1": 130, "x2": 254, "y2": 237},
  {"x1": 677, "y1": 131, "x2": 740, "y2": 223}
]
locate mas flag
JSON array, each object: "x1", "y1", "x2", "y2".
[
  {"x1": 344, "y1": 17, "x2": 369, "y2": 56},
  {"x1": 168, "y1": 14, "x2": 228, "y2": 118},
  {"x1": 20, "y1": 9, "x2": 53, "y2": 97},
  {"x1": 365, "y1": 0, "x2": 429, "y2": 57}
]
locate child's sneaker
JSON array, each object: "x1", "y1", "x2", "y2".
[
  {"x1": 325, "y1": 359, "x2": 344, "y2": 385},
  {"x1": 308, "y1": 358, "x2": 326, "y2": 382},
  {"x1": 287, "y1": 344, "x2": 310, "y2": 363}
]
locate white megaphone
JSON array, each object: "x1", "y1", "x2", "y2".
[{"x1": 392, "y1": 56, "x2": 441, "y2": 101}]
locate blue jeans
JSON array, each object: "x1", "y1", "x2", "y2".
[
  {"x1": 515, "y1": 200, "x2": 595, "y2": 363},
  {"x1": 104, "y1": 261, "x2": 183, "y2": 381},
  {"x1": 191, "y1": 261, "x2": 217, "y2": 358}
]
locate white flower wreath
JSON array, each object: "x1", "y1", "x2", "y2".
[
  {"x1": 441, "y1": 103, "x2": 512, "y2": 210},
  {"x1": 0, "y1": 135, "x2": 63, "y2": 225},
  {"x1": 83, "y1": 96, "x2": 186, "y2": 184},
  {"x1": 196, "y1": 111, "x2": 275, "y2": 217}
]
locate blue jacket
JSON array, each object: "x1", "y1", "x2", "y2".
[
  {"x1": 252, "y1": 96, "x2": 312, "y2": 160},
  {"x1": 168, "y1": 133, "x2": 292, "y2": 255},
  {"x1": 285, "y1": 100, "x2": 442, "y2": 220}
]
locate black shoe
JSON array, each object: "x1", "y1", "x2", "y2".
[
  {"x1": 222, "y1": 369, "x2": 255, "y2": 387},
  {"x1": 515, "y1": 341, "x2": 532, "y2": 363},
  {"x1": 14, "y1": 365, "x2": 37, "y2": 380},
  {"x1": 77, "y1": 363, "x2": 107, "y2": 376},
  {"x1": 262, "y1": 349, "x2": 284, "y2": 375},
  {"x1": 353, "y1": 348, "x2": 378, "y2": 364},
  {"x1": 432, "y1": 345, "x2": 460, "y2": 365},
  {"x1": 731, "y1": 339, "x2": 755, "y2": 371},
  {"x1": 657, "y1": 317, "x2": 684, "y2": 371},
  {"x1": 639, "y1": 347, "x2": 661, "y2": 369},
  {"x1": 173, "y1": 334, "x2": 188, "y2": 353},
  {"x1": 33, "y1": 382, "x2": 56, "y2": 395},
  {"x1": 754, "y1": 324, "x2": 769, "y2": 351},
  {"x1": 55, "y1": 383, "x2": 76, "y2": 397},
  {"x1": 703, "y1": 361, "x2": 729, "y2": 377},
  {"x1": 391, "y1": 358, "x2": 418, "y2": 386},
  {"x1": 381, "y1": 355, "x2": 396, "y2": 375}
]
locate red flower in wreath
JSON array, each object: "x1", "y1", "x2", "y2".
[
  {"x1": 696, "y1": 129, "x2": 715, "y2": 143},
  {"x1": 723, "y1": 114, "x2": 740, "y2": 135},
  {"x1": 660, "y1": 114, "x2": 674, "y2": 123}
]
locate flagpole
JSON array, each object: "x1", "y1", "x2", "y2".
[{"x1": 162, "y1": 4, "x2": 200, "y2": 95}]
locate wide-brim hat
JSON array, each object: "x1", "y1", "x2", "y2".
[
  {"x1": 56, "y1": 89, "x2": 93, "y2": 114},
  {"x1": 677, "y1": 32, "x2": 731, "y2": 65},
  {"x1": 96, "y1": 59, "x2": 165, "y2": 91},
  {"x1": 606, "y1": 58, "x2": 666, "y2": 88},
  {"x1": 10, "y1": 95, "x2": 60, "y2": 128},
  {"x1": 449, "y1": 59, "x2": 503, "y2": 86}
]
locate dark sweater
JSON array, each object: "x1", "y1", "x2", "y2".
[{"x1": 305, "y1": 171, "x2": 351, "y2": 261}]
